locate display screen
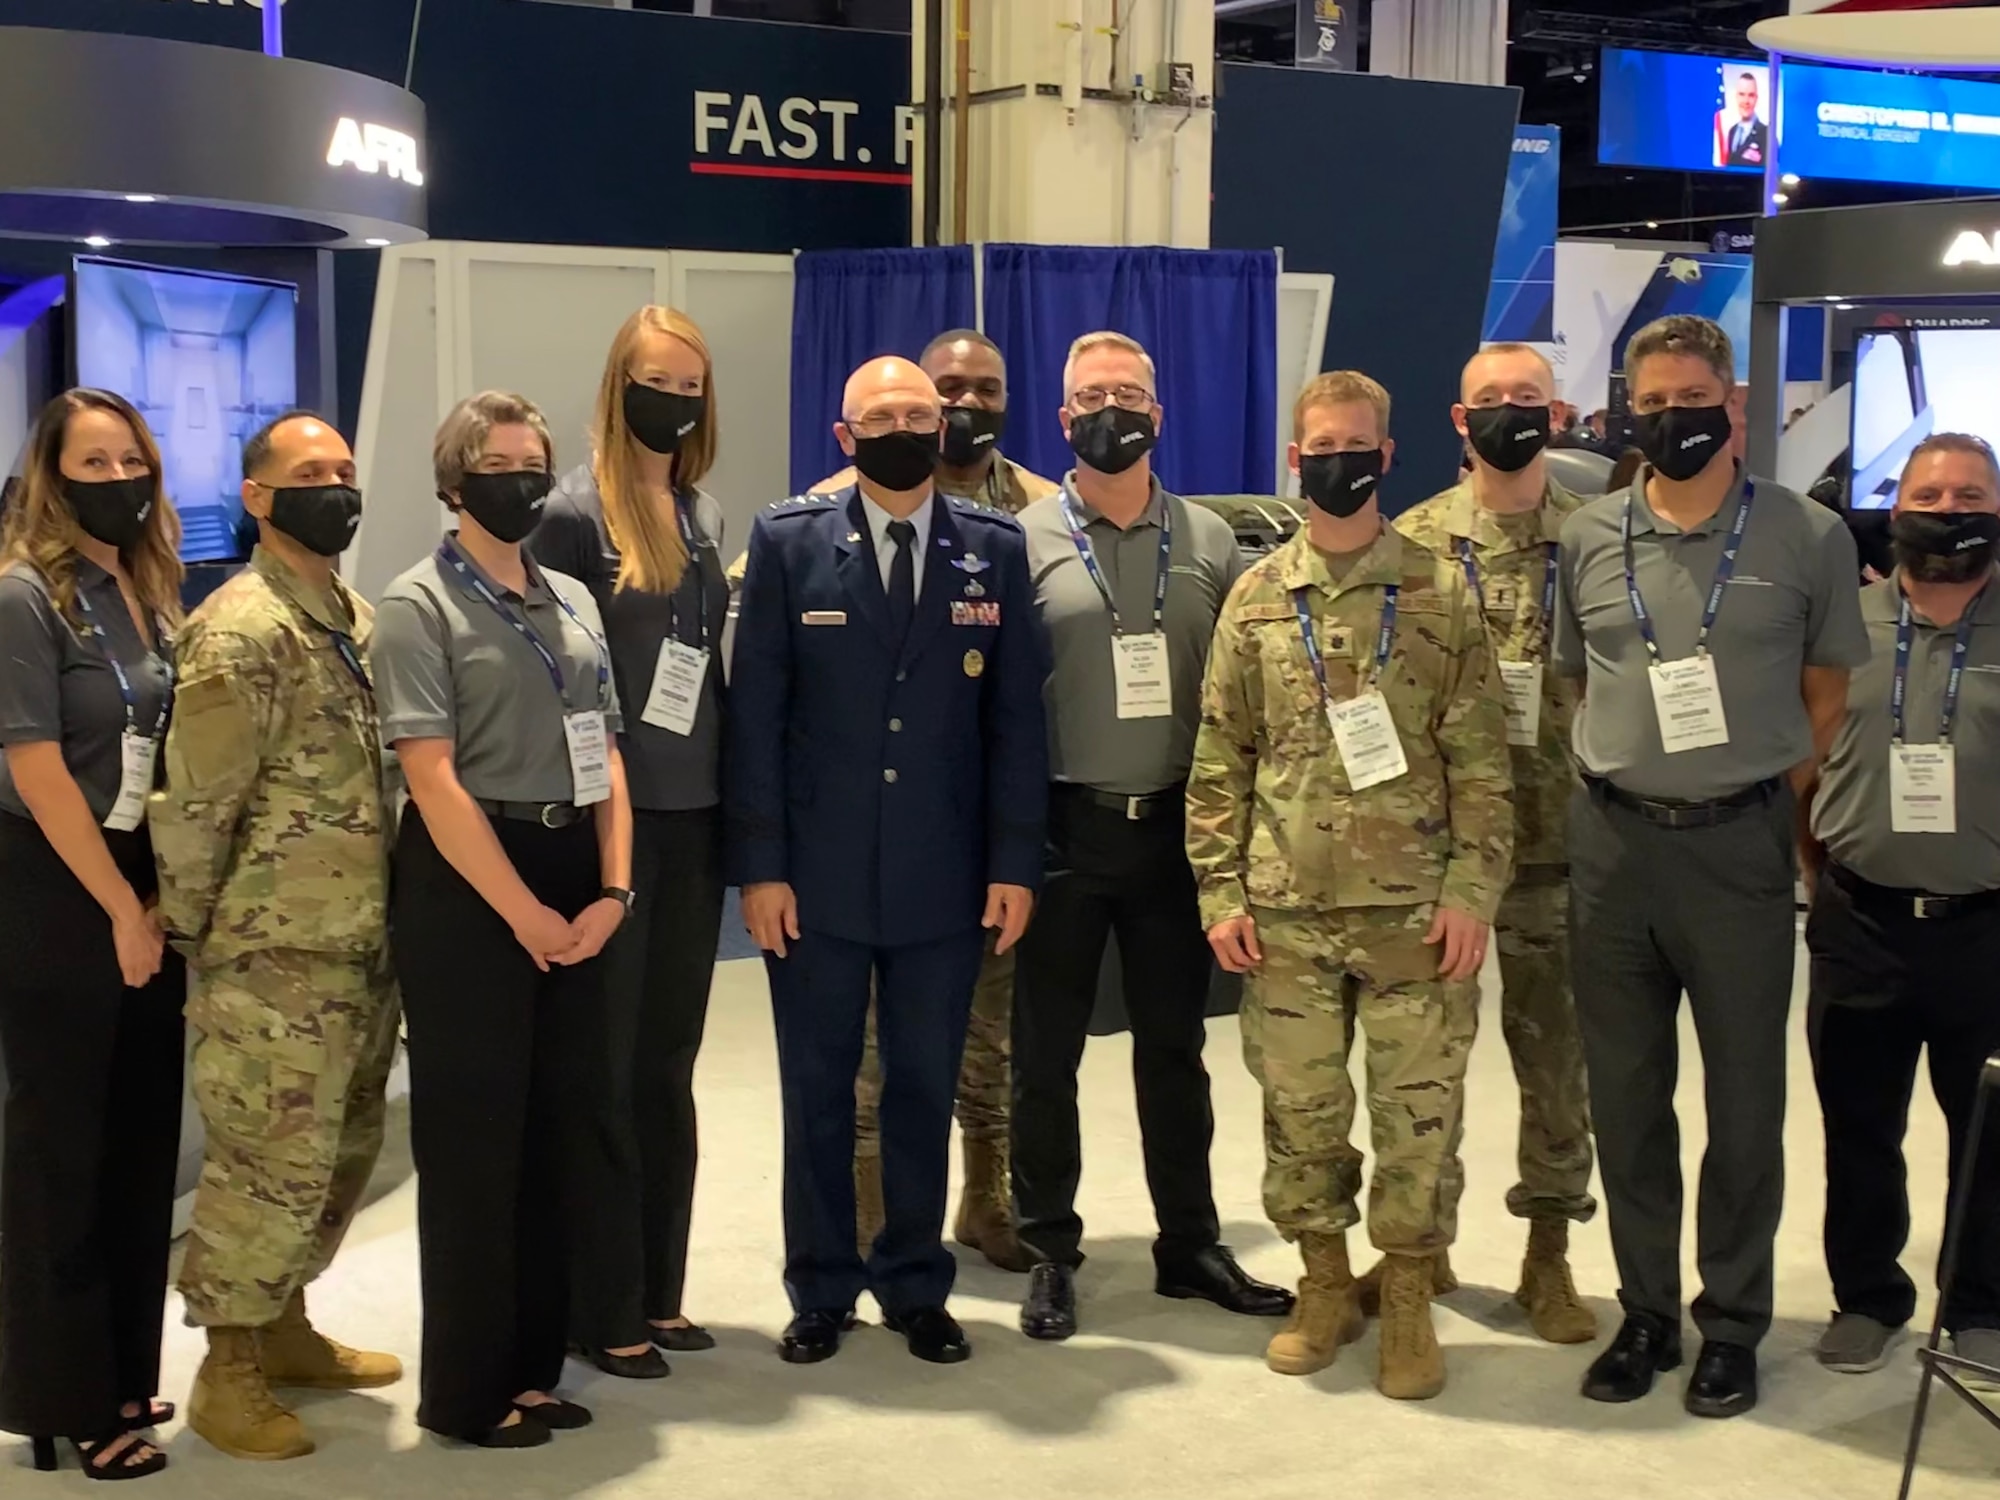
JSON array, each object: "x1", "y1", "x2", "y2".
[
  {"x1": 71, "y1": 258, "x2": 298, "y2": 564},
  {"x1": 1600, "y1": 47, "x2": 2000, "y2": 193},
  {"x1": 1782, "y1": 66, "x2": 2000, "y2": 193},
  {"x1": 1598, "y1": 48, "x2": 1771, "y2": 176},
  {"x1": 1849, "y1": 328, "x2": 2000, "y2": 508}
]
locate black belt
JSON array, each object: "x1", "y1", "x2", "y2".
[
  {"x1": 1056, "y1": 782, "x2": 1181, "y2": 821},
  {"x1": 1828, "y1": 862, "x2": 2000, "y2": 922},
  {"x1": 1586, "y1": 775, "x2": 1778, "y2": 830},
  {"x1": 475, "y1": 797, "x2": 588, "y2": 829}
]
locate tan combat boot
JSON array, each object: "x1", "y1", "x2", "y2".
[
  {"x1": 1265, "y1": 1232, "x2": 1366, "y2": 1376},
  {"x1": 1356, "y1": 1248, "x2": 1458, "y2": 1317},
  {"x1": 855, "y1": 1153, "x2": 886, "y2": 1258},
  {"x1": 1516, "y1": 1219, "x2": 1597, "y2": 1344},
  {"x1": 1375, "y1": 1254, "x2": 1447, "y2": 1400},
  {"x1": 259, "y1": 1291, "x2": 403, "y2": 1389},
  {"x1": 953, "y1": 1136, "x2": 1032, "y2": 1273},
  {"x1": 188, "y1": 1327, "x2": 315, "y2": 1461}
]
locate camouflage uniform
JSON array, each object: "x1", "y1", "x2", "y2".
[
  {"x1": 151, "y1": 547, "x2": 396, "y2": 1329},
  {"x1": 1395, "y1": 478, "x2": 1596, "y2": 1225},
  {"x1": 1186, "y1": 527, "x2": 1513, "y2": 1252}
]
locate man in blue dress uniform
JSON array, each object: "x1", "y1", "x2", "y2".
[{"x1": 728, "y1": 356, "x2": 1048, "y2": 1365}]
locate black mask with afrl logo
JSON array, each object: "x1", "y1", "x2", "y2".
[
  {"x1": 1463, "y1": 404, "x2": 1550, "y2": 473},
  {"x1": 454, "y1": 469, "x2": 553, "y2": 543},
  {"x1": 850, "y1": 430, "x2": 940, "y2": 492},
  {"x1": 941, "y1": 407, "x2": 1006, "y2": 468},
  {"x1": 62, "y1": 476, "x2": 155, "y2": 549},
  {"x1": 624, "y1": 383, "x2": 705, "y2": 457},
  {"x1": 1634, "y1": 404, "x2": 1733, "y2": 483},
  {"x1": 1298, "y1": 450, "x2": 1385, "y2": 518},
  {"x1": 266, "y1": 483, "x2": 365, "y2": 558},
  {"x1": 1069, "y1": 407, "x2": 1157, "y2": 475},
  {"x1": 1891, "y1": 509, "x2": 2000, "y2": 584}
]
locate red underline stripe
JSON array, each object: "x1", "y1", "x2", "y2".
[{"x1": 689, "y1": 161, "x2": 912, "y2": 185}]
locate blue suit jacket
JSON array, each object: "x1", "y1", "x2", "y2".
[{"x1": 726, "y1": 486, "x2": 1049, "y2": 948}]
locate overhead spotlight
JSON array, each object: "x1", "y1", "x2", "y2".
[
  {"x1": 1773, "y1": 192, "x2": 1790, "y2": 205},
  {"x1": 124, "y1": 194, "x2": 159, "y2": 204},
  {"x1": 1781, "y1": 173, "x2": 1801, "y2": 187},
  {"x1": 1836, "y1": 303, "x2": 1855, "y2": 311},
  {"x1": 83, "y1": 235, "x2": 112, "y2": 248},
  {"x1": 1645, "y1": 220, "x2": 1660, "y2": 230},
  {"x1": 365, "y1": 238, "x2": 391, "y2": 247}
]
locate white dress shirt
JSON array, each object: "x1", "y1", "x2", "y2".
[{"x1": 859, "y1": 490, "x2": 935, "y2": 603}]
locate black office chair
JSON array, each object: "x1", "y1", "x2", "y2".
[{"x1": 1897, "y1": 1050, "x2": 2000, "y2": 1499}]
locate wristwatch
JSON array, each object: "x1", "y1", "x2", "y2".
[{"x1": 601, "y1": 886, "x2": 637, "y2": 914}]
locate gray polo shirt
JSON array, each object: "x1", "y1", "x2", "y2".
[
  {"x1": 1022, "y1": 478, "x2": 1244, "y2": 796},
  {"x1": 372, "y1": 538, "x2": 623, "y2": 805},
  {"x1": 0, "y1": 561, "x2": 172, "y2": 823},
  {"x1": 530, "y1": 467, "x2": 727, "y2": 813},
  {"x1": 1555, "y1": 469, "x2": 1868, "y2": 801},
  {"x1": 1813, "y1": 574, "x2": 2000, "y2": 894}
]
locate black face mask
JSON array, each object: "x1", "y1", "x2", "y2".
[
  {"x1": 941, "y1": 406, "x2": 1006, "y2": 469},
  {"x1": 1463, "y1": 404, "x2": 1550, "y2": 473},
  {"x1": 263, "y1": 484, "x2": 363, "y2": 558},
  {"x1": 1634, "y1": 404, "x2": 1733, "y2": 483},
  {"x1": 1891, "y1": 510, "x2": 2000, "y2": 584},
  {"x1": 63, "y1": 476, "x2": 155, "y2": 550},
  {"x1": 624, "y1": 383, "x2": 705, "y2": 457},
  {"x1": 1298, "y1": 450, "x2": 1385, "y2": 518},
  {"x1": 849, "y1": 430, "x2": 939, "y2": 492},
  {"x1": 1069, "y1": 407, "x2": 1157, "y2": 475},
  {"x1": 453, "y1": 469, "x2": 553, "y2": 544}
]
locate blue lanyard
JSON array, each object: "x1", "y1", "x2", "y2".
[
  {"x1": 1058, "y1": 490, "x2": 1172, "y2": 636},
  {"x1": 1621, "y1": 481, "x2": 1754, "y2": 662},
  {"x1": 327, "y1": 630, "x2": 372, "y2": 695},
  {"x1": 1892, "y1": 587, "x2": 1984, "y2": 745},
  {"x1": 73, "y1": 588, "x2": 171, "y2": 738},
  {"x1": 438, "y1": 539, "x2": 608, "y2": 711},
  {"x1": 671, "y1": 494, "x2": 708, "y2": 653},
  {"x1": 1457, "y1": 538, "x2": 1559, "y2": 648},
  {"x1": 1293, "y1": 584, "x2": 1398, "y2": 705}
]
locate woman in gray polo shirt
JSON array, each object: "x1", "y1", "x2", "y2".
[
  {"x1": 372, "y1": 392, "x2": 634, "y2": 1449},
  {"x1": 0, "y1": 390, "x2": 185, "y2": 1480},
  {"x1": 529, "y1": 306, "x2": 729, "y2": 1371}
]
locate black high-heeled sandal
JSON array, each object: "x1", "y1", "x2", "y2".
[
  {"x1": 31, "y1": 1430, "x2": 169, "y2": 1481},
  {"x1": 115, "y1": 1402, "x2": 174, "y2": 1435}
]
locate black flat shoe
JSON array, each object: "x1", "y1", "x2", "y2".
[
  {"x1": 465, "y1": 1413, "x2": 552, "y2": 1449},
  {"x1": 1582, "y1": 1311, "x2": 1684, "y2": 1403},
  {"x1": 1684, "y1": 1339, "x2": 1758, "y2": 1419},
  {"x1": 513, "y1": 1398, "x2": 593, "y2": 1431},
  {"x1": 780, "y1": 1309, "x2": 857, "y2": 1364},
  {"x1": 1021, "y1": 1262, "x2": 1079, "y2": 1341},
  {"x1": 882, "y1": 1306, "x2": 970, "y2": 1364},
  {"x1": 1154, "y1": 1245, "x2": 1296, "y2": 1317},
  {"x1": 650, "y1": 1322, "x2": 717, "y2": 1353},
  {"x1": 575, "y1": 1345, "x2": 670, "y2": 1380}
]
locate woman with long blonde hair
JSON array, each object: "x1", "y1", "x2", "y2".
[
  {"x1": 530, "y1": 306, "x2": 730, "y2": 1374},
  {"x1": 0, "y1": 389, "x2": 187, "y2": 1480}
]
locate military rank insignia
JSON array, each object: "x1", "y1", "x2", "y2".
[{"x1": 950, "y1": 601, "x2": 1001, "y2": 627}]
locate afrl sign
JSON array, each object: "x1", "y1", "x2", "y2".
[
  {"x1": 1943, "y1": 229, "x2": 2000, "y2": 267},
  {"x1": 693, "y1": 93, "x2": 918, "y2": 184},
  {"x1": 327, "y1": 117, "x2": 424, "y2": 186}
]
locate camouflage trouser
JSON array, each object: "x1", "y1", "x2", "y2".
[
  {"x1": 1241, "y1": 905, "x2": 1478, "y2": 1254},
  {"x1": 1487, "y1": 870, "x2": 1596, "y2": 1223},
  {"x1": 856, "y1": 929, "x2": 1011, "y2": 1155},
  {"x1": 179, "y1": 950, "x2": 401, "y2": 1328}
]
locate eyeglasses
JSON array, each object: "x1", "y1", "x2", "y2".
[
  {"x1": 1070, "y1": 384, "x2": 1155, "y2": 414},
  {"x1": 845, "y1": 410, "x2": 942, "y2": 439}
]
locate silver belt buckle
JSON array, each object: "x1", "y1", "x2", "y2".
[
  {"x1": 1126, "y1": 795, "x2": 1145, "y2": 821},
  {"x1": 1914, "y1": 894, "x2": 1946, "y2": 920},
  {"x1": 540, "y1": 802, "x2": 564, "y2": 828}
]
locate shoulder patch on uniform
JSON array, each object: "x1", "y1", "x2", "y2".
[
  {"x1": 766, "y1": 494, "x2": 838, "y2": 518},
  {"x1": 947, "y1": 497, "x2": 1023, "y2": 530}
]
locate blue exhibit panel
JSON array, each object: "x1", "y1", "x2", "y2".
[
  {"x1": 1484, "y1": 125, "x2": 1560, "y2": 343},
  {"x1": 1781, "y1": 66, "x2": 2000, "y2": 192}
]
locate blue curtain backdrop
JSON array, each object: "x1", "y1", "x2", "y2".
[
  {"x1": 982, "y1": 245, "x2": 1279, "y2": 496},
  {"x1": 788, "y1": 247, "x2": 977, "y2": 494}
]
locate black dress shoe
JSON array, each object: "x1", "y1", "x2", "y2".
[
  {"x1": 1684, "y1": 1339, "x2": 1758, "y2": 1419},
  {"x1": 465, "y1": 1413, "x2": 552, "y2": 1449},
  {"x1": 882, "y1": 1306, "x2": 970, "y2": 1364},
  {"x1": 779, "y1": 1309, "x2": 857, "y2": 1364},
  {"x1": 650, "y1": 1322, "x2": 717, "y2": 1353},
  {"x1": 1154, "y1": 1245, "x2": 1296, "y2": 1318},
  {"x1": 1581, "y1": 1311, "x2": 1684, "y2": 1403},
  {"x1": 574, "y1": 1345, "x2": 671, "y2": 1380},
  {"x1": 1021, "y1": 1262, "x2": 1078, "y2": 1341}
]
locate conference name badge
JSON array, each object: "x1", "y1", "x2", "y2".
[
  {"x1": 105, "y1": 732, "x2": 158, "y2": 833},
  {"x1": 640, "y1": 639, "x2": 709, "y2": 738},
  {"x1": 1647, "y1": 655, "x2": 1730, "y2": 754},
  {"x1": 1890, "y1": 744, "x2": 1956, "y2": 834},
  {"x1": 1112, "y1": 632, "x2": 1173, "y2": 720},
  {"x1": 1499, "y1": 660, "x2": 1544, "y2": 747},
  {"x1": 1328, "y1": 689, "x2": 1408, "y2": 791},
  {"x1": 951, "y1": 600, "x2": 1001, "y2": 627},
  {"x1": 564, "y1": 710, "x2": 612, "y2": 806}
]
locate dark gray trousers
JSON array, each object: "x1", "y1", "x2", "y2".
[{"x1": 1568, "y1": 781, "x2": 1798, "y2": 1347}]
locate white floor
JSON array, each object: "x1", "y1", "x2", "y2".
[{"x1": 18, "y1": 935, "x2": 1999, "y2": 1499}]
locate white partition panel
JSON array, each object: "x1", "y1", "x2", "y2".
[
  {"x1": 1275, "y1": 271, "x2": 1336, "y2": 498},
  {"x1": 350, "y1": 249, "x2": 446, "y2": 601}
]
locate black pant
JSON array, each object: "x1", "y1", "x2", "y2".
[
  {"x1": 569, "y1": 806, "x2": 725, "y2": 1345},
  {"x1": 1806, "y1": 866, "x2": 2000, "y2": 1334},
  {"x1": 1568, "y1": 782, "x2": 1797, "y2": 1347},
  {"x1": 1012, "y1": 785, "x2": 1220, "y2": 1268},
  {"x1": 392, "y1": 805, "x2": 606, "y2": 1437},
  {"x1": 0, "y1": 812, "x2": 184, "y2": 1439}
]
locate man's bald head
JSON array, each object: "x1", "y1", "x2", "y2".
[{"x1": 842, "y1": 356, "x2": 940, "y2": 423}]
